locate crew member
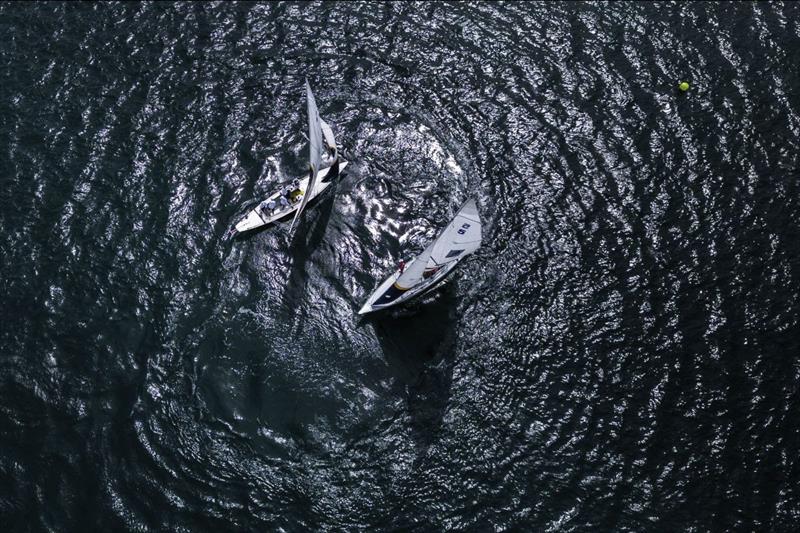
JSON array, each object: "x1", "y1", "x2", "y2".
[
  {"x1": 261, "y1": 199, "x2": 277, "y2": 214},
  {"x1": 290, "y1": 179, "x2": 303, "y2": 203}
]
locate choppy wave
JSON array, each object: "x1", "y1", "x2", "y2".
[{"x1": 1, "y1": 1, "x2": 799, "y2": 530}]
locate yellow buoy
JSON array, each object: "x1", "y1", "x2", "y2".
[{"x1": 678, "y1": 81, "x2": 690, "y2": 92}]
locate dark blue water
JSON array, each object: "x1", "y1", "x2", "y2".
[{"x1": 2, "y1": 1, "x2": 800, "y2": 530}]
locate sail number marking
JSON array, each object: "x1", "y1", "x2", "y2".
[{"x1": 457, "y1": 223, "x2": 471, "y2": 235}]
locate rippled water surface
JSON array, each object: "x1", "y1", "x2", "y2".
[{"x1": 2, "y1": 1, "x2": 800, "y2": 530}]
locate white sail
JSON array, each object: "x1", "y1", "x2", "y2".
[
  {"x1": 289, "y1": 80, "x2": 324, "y2": 234},
  {"x1": 427, "y1": 199, "x2": 482, "y2": 267},
  {"x1": 306, "y1": 79, "x2": 323, "y2": 178},
  {"x1": 394, "y1": 242, "x2": 435, "y2": 289},
  {"x1": 320, "y1": 118, "x2": 337, "y2": 157}
]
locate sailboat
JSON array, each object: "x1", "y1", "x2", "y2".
[
  {"x1": 234, "y1": 80, "x2": 347, "y2": 235},
  {"x1": 358, "y1": 199, "x2": 482, "y2": 315}
]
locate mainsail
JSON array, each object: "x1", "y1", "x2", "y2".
[
  {"x1": 289, "y1": 80, "x2": 324, "y2": 234},
  {"x1": 427, "y1": 199, "x2": 482, "y2": 267}
]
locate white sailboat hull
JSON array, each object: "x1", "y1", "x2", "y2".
[
  {"x1": 234, "y1": 161, "x2": 347, "y2": 234},
  {"x1": 358, "y1": 198, "x2": 482, "y2": 315},
  {"x1": 357, "y1": 257, "x2": 461, "y2": 315}
]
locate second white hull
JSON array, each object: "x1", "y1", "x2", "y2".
[{"x1": 357, "y1": 258, "x2": 460, "y2": 315}]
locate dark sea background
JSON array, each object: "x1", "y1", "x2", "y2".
[{"x1": 2, "y1": 1, "x2": 800, "y2": 530}]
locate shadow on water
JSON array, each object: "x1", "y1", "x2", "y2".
[
  {"x1": 280, "y1": 174, "x2": 341, "y2": 329},
  {"x1": 368, "y1": 283, "x2": 460, "y2": 450}
]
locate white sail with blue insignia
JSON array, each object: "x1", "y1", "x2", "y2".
[{"x1": 427, "y1": 198, "x2": 482, "y2": 267}]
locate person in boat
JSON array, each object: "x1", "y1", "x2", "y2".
[
  {"x1": 290, "y1": 178, "x2": 303, "y2": 203},
  {"x1": 398, "y1": 259, "x2": 406, "y2": 274},
  {"x1": 422, "y1": 266, "x2": 440, "y2": 279},
  {"x1": 278, "y1": 195, "x2": 290, "y2": 210},
  {"x1": 261, "y1": 199, "x2": 277, "y2": 215}
]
